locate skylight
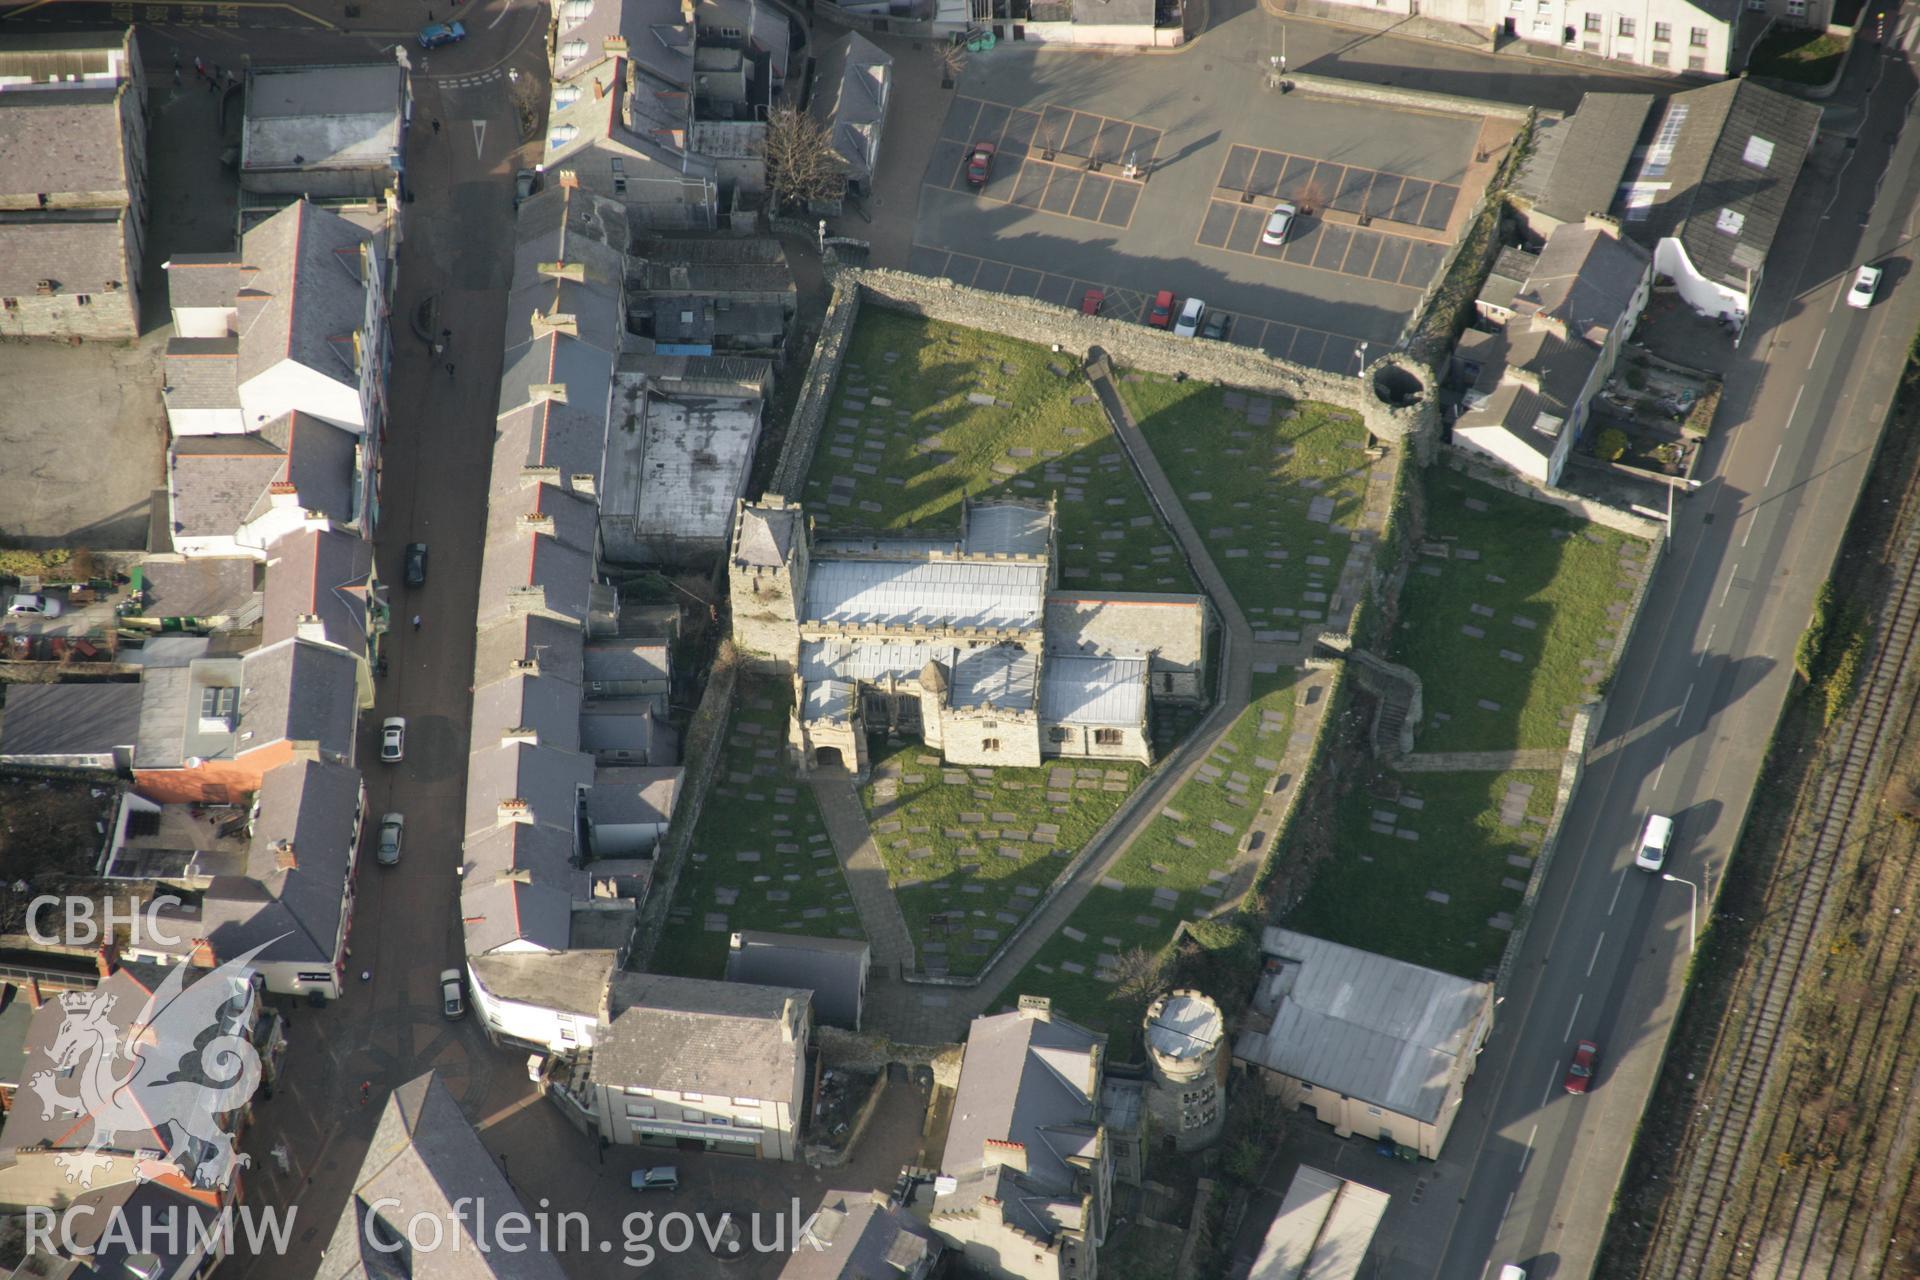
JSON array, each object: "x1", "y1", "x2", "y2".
[{"x1": 1742, "y1": 136, "x2": 1775, "y2": 169}]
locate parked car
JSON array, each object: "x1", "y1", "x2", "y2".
[
  {"x1": 381, "y1": 716, "x2": 406, "y2": 763},
  {"x1": 405, "y1": 542, "x2": 428, "y2": 588},
  {"x1": 417, "y1": 20, "x2": 466, "y2": 48},
  {"x1": 1497, "y1": 1268, "x2": 1528, "y2": 1280},
  {"x1": 1262, "y1": 201, "x2": 1298, "y2": 246},
  {"x1": 1201, "y1": 310, "x2": 1233, "y2": 341},
  {"x1": 6, "y1": 593, "x2": 62, "y2": 618},
  {"x1": 440, "y1": 969, "x2": 465, "y2": 1019},
  {"x1": 1080, "y1": 288, "x2": 1105, "y2": 316},
  {"x1": 965, "y1": 141, "x2": 996, "y2": 188},
  {"x1": 1147, "y1": 290, "x2": 1176, "y2": 328},
  {"x1": 376, "y1": 813, "x2": 405, "y2": 866},
  {"x1": 1633, "y1": 813, "x2": 1674, "y2": 872},
  {"x1": 514, "y1": 169, "x2": 538, "y2": 210},
  {"x1": 1173, "y1": 297, "x2": 1206, "y2": 337},
  {"x1": 1847, "y1": 264, "x2": 1883, "y2": 309},
  {"x1": 1563, "y1": 1040, "x2": 1599, "y2": 1094},
  {"x1": 630, "y1": 1167, "x2": 680, "y2": 1192}
]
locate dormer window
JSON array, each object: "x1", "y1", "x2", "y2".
[{"x1": 554, "y1": 84, "x2": 581, "y2": 108}]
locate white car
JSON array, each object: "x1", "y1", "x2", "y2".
[
  {"x1": 380, "y1": 716, "x2": 406, "y2": 763},
  {"x1": 1173, "y1": 297, "x2": 1207, "y2": 337},
  {"x1": 7, "y1": 593, "x2": 62, "y2": 618},
  {"x1": 376, "y1": 813, "x2": 404, "y2": 866},
  {"x1": 1633, "y1": 813, "x2": 1674, "y2": 872},
  {"x1": 1846, "y1": 264, "x2": 1882, "y2": 308},
  {"x1": 440, "y1": 969, "x2": 466, "y2": 1019},
  {"x1": 1262, "y1": 201, "x2": 1298, "y2": 246}
]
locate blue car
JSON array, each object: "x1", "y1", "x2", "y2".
[{"x1": 417, "y1": 20, "x2": 466, "y2": 48}]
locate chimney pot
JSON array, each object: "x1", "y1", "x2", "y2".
[{"x1": 95, "y1": 945, "x2": 118, "y2": 979}]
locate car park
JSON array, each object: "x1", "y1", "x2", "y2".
[
  {"x1": 440, "y1": 969, "x2": 466, "y2": 1019},
  {"x1": 1847, "y1": 264, "x2": 1882, "y2": 308},
  {"x1": 405, "y1": 543, "x2": 428, "y2": 588},
  {"x1": 376, "y1": 813, "x2": 404, "y2": 866},
  {"x1": 1633, "y1": 813, "x2": 1674, "y2": 871},
  {"x1": 630, "y1": 1167, "x2": 680, "y2": 1192},
  {"x1": 1564, "y1": 1040, "x2": 1599, "y2": 1094},
  {"x1": 1147, "y1": 290, "x2": 1175, "y2": 328},
  {"x1": 1201, "y1": 310, "x2": 1233, "y2": 341},
  {"x1": 381, "y1": 717, "x2": 406, "y2": 763},
  {"x1": 417, "y1": 20, "x2": 466, "y2": 48},
  {"x1": 6, "y1": 593, "x2": 62, "y2": 618},
  {"x1": 1173, "y1": 297, "x2": 1206, "y2": 337},
  {"x1": 966, "y1": 142, "x2": 996, "y2": 188},
  {"x1": 1080, "y1": 288, "x2": 1104, "y2": 316},
  {"x1": 1262, "y1": 201, "x2": 1298, "y2": 245}
]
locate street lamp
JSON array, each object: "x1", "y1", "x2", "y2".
[{"x1": 1662, "y1": 872, "x2": 1699, "y2": 954}]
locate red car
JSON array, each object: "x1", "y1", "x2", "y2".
[
  {"x1": 1564, "y1": 1040, "x2": 1599, "y2": 1094},
  {"x1": 1147, "y1": 289, "x2": 1176, "y2": 328},
  {"x1": 1081, "y1": 288, "x2": 1105, "y2": 316},
  {"x1": 966, "y1": 142, "x2": 996, "y2": 188}
]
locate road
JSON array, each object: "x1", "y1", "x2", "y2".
[{"x1": 1413, "y1": 28, "x2": 1920, "y2": 1280}]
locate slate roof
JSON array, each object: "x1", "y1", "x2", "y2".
[
  {"x1": 726, "y1": 931, "x2": 869, "y2": 1030},
  {"x1": 0, "y1": 682, "x2": 142, "y2": 759},
  {"x1": 582, "y1": 638, "x2": 670, "y2": 688},
  {"x1": 810, "y1": 32, "x2": 890, "y2": 184},
  {"x1": 463, "y1": 951, "x2": 616, "y2": 1020},
  {"x1": 494, "y1": 396, "x2": 612, "y2": 494},
  {"x1": 462, "y1": 819, "x2": 582, "y2": 889},
  {"x1": 778, "y1": 1191, "x2": 937, "y2": 1280},
  {"x1": 262, "y1": 525, "x2": 374, "y2": 658},
  {"x1": 462, "y1": 739, "x2": 595, "y2": 843},
  {"x1": 511, "y1": 181, "x2": 631, "y2": 290},
  {"x1": 542, "y1": 55, "x2": 698, "y2": 180},
  {"x1": 203, "y1": 757, "x2": 361, "y2": 966},
  {"x1": 472, "y1": 613, "x2": 585, "y2": 690},
  {"x1": 164, "y1": 336, "x2": 242, "y2": 412},
  {"x1": 137, "y1": 555, "x2": 260, "y2": 620},
  {"x1": 1234, "y1": 928, "x2": 1490, "y2": 1124},
  {"x1": 1524, "y1": 93, "x2": 1654, "y2": 224},
  {"x1": 169, "y1": 432, "x2": 286, "y2": 539},
  {"x1": 470, "y1": 669, "x2": 584, "y2": 754},
  {"x1": 317, "y1": 1071, "x2": 570, "y2": 1280},
  {"x1": 596, "y1": 972, "x2": 807, "y2": 1100},
  {"x1": 552, "y1": 0, "x2": 695, "y2": 88},
  {"x1": 497, "y1": 331, "x2": 615, "y2": 423},
  {"x1": 0, "y1": 89, "x2": 129, "y2": 199},
  {"x1": 733, "y1": 502, "x2": 799, "y2": 568},
  {"x1": 937, "y1": 1006, "x2": 1104, "y2": 1244},
  {"x1": 461, "y1": 872, "x2": 577, "y2": 955},
  {"x1": 1511, "y1": 223, "x2": 1650, "y2": 339},
  {"x1": 0, "y1": 213, "x2": 136, "y2": 298},
  {"x1": 233, "y1": 200, "x2": 374, "y2": 389},
  {"x1": 238, "y1": 636, "x2": 359, "y2": 758},
  {"x1": 164, "y1": 250, "x2": 247, "y2": 313},
  {"x1": 1040, "y1": 655, "x2": 1146, "y2": 726}
]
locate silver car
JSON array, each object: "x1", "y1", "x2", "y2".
[
  {"x1": 376, "y1": 813, "x2": 404, "y2": 866},
  {"x1": 1262, "y1": 201, "x2": 1298, "y2": 245}
]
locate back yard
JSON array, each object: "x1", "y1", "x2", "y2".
[
  {"x1": 798, "y1": 309, "x2": 1196, "y2": 594},
  {"x1": 1394, "y1": 471, "x2": 1649, "y2": 753},
  {"x1": 654, "y1": 676, "x2": 865, "y2": 978}
]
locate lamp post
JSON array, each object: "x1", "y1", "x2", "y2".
[{"x1": 1662, "y1": 872, "x2": 1699, "y2": 954}]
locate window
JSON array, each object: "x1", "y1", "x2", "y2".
[
  {"x1": 625, "y1": 1086, "x2": 653, "y2": 1096},
  {"x1": 722, "y1": 24, "x2": 742, "y2": 35},
  {"x1": 735, "y1": 1115, "x2": 762, "y2": 1129},
  {"x1": 1651, "y1": 49, "x2": 1669, "y2": 63},
  {"x1": 1786, "y1": 0, "x2": 1805, "y2": 11},
  {"x1": 1746, "y1": 0, "x2": 1764, "y2": 9},
  {"x1": 558, "y1": 1024, "x2": 576, "y2": 1043},
  {"x1": 682, "y1": 1091, "x2": 702, "y2": 1101},
  {"x1": 1688, "y1": 53, "x2": 1707, "y2": 68},
  {"x1": 74, "y1": 295, "x2": 90, "y2": 307},
  {"x1": 559, "y1": 0, "x2": 593, "y2": 19},
  {"x1": 682, "y1": 1110, "x2": 703, "y2": 1124},
  {"x1": 710, "y1": 1116, "x2": 729, "y2": 1126},
  {"x1": 626, "y1": 1103, "x2": 655, "y2": 1119},
  {"x1": 1299, "y1": 1083, "x2": 1313, "y2": 1093},
  {"x1": 1365, "y1": 1105, "x2": 1384, "y2": 1117},
  {"x1": 1690, "y1": 25, "x2": 1708, "y2": 44},
  {"x1": 1653, "y1": 20, "x2": 1670, "y2": 39},
  {"x1": 554, "y1": 85, "x2": 580, "y2": 108},
  {"x1": 614, "y1": 176, "x2": 628, "y2": 193},
  {"x1": 982, "y1": 738, "x2": 1001, "y2": 752},
  {"x1": 549, "y1": 124, "x2": 579, "y2": 149},
  {"x1": 1643, "y1": 104, "x2": 1689, "y2": 177},
  {"x1": 1743, "y1": 136, "x2": 1775, "y2": 168},
  {"x1": 1623, "y1": 187, "x2": 1657, "y2": 220},
  {"x1": 1584, "y1": 12, "x2": 1600, "y2": 30},
  {"x1": 1048, "y1": 727, "x2": 1071, "y2": 743},
  {"x1": 1617, "y1": 16, "x2": 1635, "y2": 35},
  {"x1": 732, "y1": 1097, "x2": 759, "y2": 1107},
  {"x1": 1094, "y1": 728, "x2": 1124, "y2": 746}
]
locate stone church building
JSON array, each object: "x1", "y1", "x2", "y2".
[{"x1": 727, "y1": 495, "x2": 1210, "y2": 780}]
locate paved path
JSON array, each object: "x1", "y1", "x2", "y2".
[
  {"x1": 1396, "y1": 749, "x2": 1568, "y2": 772},
  {"x1": 810, "y1": 771, "x2": 917, "y2": 972}
]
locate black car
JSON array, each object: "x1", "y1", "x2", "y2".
[
  {"x1": 1201, "y1": 311, "x2": 1233, "y2": 341},
  {"x1": 405, "y1": 542, "x2": 428, "y2": 588}
]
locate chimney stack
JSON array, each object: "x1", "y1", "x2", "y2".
[
  {"x1": 95, "y1": 945, "x2": 118, "y2": 979},
  {"x1": 1017, "y1": 994, "x2": 1052, "y2": 1021},
  {"x1": 28, "y1": 979, "x2": 43, "y2": 1010},
  {"x1": 982, "y1": 1139, "x2": 1028, "y2": 1172},
  {"x1": 189, "y1": 939, "x2": 218, "y2": 969}
]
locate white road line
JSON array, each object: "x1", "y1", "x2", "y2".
[
  {"x1": 1702, "y1": 623, "x2": 1715, "y2": 653},
  {"x1": 471, "y1": 119, "x2": 487, "y2": 159},
  {"x1": 488, "y1": 0, "x2": 515, "y2": 28},
  {"x1": 1741, "y1": 513, "x2": 1756, "y2": 548},
  {"x1": 1830, "y1": 281, "x2": 1844, "y2": 313},
  {"x1": 1519, "y1": 1123, "x2": 1540, "y2": 1175},
  {"x1": 1541, "y1": 1066, "x2": 1560, "y2": 1109},
  {"x1": 1609, "y1": 872, "x2": 1627, "y2": 916},
  {"x1": 1564, "y1": 993, "x2": 1583, "y2": 1041},
  {"x1": 1678, "y1": 682, "x2": 1695, "y2": 725},
  {"x1": 1788, "y1": 384, "x2": 1805, "y2": 427},
  {"x1": 1720, "y1": 568, "x2": 1738, "y2": 609},
  {"x1": 1500, "y1": 1190, "x2": 1517, "y2": 1235},
  {"x1": 1810, "y1": 330, "x2": 1825, "y2": 363},
  {"x1": 1764, "y1": 443, "x2": 1784, "y2": 488},
  {"x1": 1653, "y1": 746, "x2": 1670, "y2": 788},
  {"x1": 1588, "y1": 932, "x2": 1606, "y2": 977}
]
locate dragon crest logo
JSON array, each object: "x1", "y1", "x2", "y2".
[{"x1": 26, "y1": 940, "x2": 276, "y2": 1194}]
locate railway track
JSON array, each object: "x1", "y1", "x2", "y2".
[{"x1": 1642, "y1": 504, "x2": 1920, "y2": 1280}]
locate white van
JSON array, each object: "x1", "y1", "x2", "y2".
[
  {"x1": 1498, "y1": 1267, "x2": 1527, "y2": 1280},
  {"x1": 1634, "y1": 813, "x2": 1674, "y2": 871}
]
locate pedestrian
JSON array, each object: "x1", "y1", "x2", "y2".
[
  {"x1": 360, "y1": 1081, "x2": 371, "y2": 1106},
  {"x1": 207, "y1": 74, "x2": 217, "y2": 94},
  {"x1": 412, "y1": 613, "x2": 421, "y2": 631},
  {"x1": 211, "y1": 62, "x2": 222, "y2": 80},
  {"x1": 194, "y1": 54, "x2": 205, "y2": 77},
  {"x1": 445, "y1": 361, "x2": 456, "y2": 381},
  {"x1": 431, "y1": 118, "x2": 441, "y2": 135},
  {"x1": 174, "y1": 66, "x2": 182, "y2": 87}
]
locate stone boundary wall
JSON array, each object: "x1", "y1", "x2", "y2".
[
  {"x1": 1247, "y1": 657, "x2": 1349, "y2": 915},
  {"x1": 1444, "y1": 448, "x2": 1666, "y2": 540},
  {"x1": 1402, "y1": 113, "x2": 1537, "y2": 356},
  {"x1": 816, "y1": 1024, "x2": 966, "y2": 1087},
  {"x1": 1316, "y1": 639, "x2": 1421, "y2": 756},
  {"x1": 769, "y1": 281, "x2": 865, "y2": 497},
  {"x1": 631, "y1": 650, "x2": 741, "y2": 971},
  {"x1": 1289, "y1": 72, "x2": 1535, "y2": 123},
  {"x1": 838, "y1": 267, "x2": 1438, "y2": 446},
  {"x1": 803, "y1": 1072, "x2": 890, "y2": 1168}
]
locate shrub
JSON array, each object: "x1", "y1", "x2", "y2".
[
  {"x1": 1624, "y1": 365, "x2": 1649, "y2": 391},
  {"x1": 1822, "y1": 624, "x2": 1867, "y2": 727},
  {"x1": 1795, "y1": 582, "x2": 1836, "y2": 683},
  {"x1": 1595, "y1": 428, "x2": 1630, "y2": 463}
]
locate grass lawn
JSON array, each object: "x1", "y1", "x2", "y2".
[
  {"x1": 1392, "y1": 471, "x2": 1648, "y2": 753},
  {"x1": 653, "y1": 676, "x2": 863, "y2": 978},
  {"x1": 1749, "y1": 27, "x2": 1848, "y2": 84},
  {"x1": 861, "y1": 740, "x2": 1143, "y2": 979},
  {"x1": 1123, "y1": 376, "x2": 1374, "y2": 618},
  {"x1": 1286, "y1": 766, "x2": 1557, "y2": 980},
  {"x1": 997, "y1": 672, "x2": 1299, "y2": 1034},
  {"x1": 798, "y1": 309, "x2": 1196, "y2": 594}
]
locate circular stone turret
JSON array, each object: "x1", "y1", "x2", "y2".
[
  {"x1": 1372, "y1": 361, "x2": 1426, "y2": 408},
  {"x1": 1143, "y1": 990, "x2": 1225, "y2": 1151}
]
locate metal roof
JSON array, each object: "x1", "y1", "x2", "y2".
[
  {"x1": 804, "y1": 559, "x2": 1045, "y2": 630},
  {"x1": 1039, "y1": 655, "x2": 1145, "y2": 726},
  {"x1": 1234, "y1": 929, "x2": 1491, "y2": 1124},
  {"x1": 801, "y1": 637, "x2": 946, "y2": 684},
  {"x1": 965, "y1": 502, "x2": 1050, "y2": 557},
  {"x1": 950, "y1": 646, "x2": 1037, "y2": 710},
  {"x1": 802, "y1": 677, "x2": 856, "y2": 721},
  {"x1": 1145, "y1": 992, "x2": 1222, "y2": 1061},
  {"x1": 1248, "y1": 1166, "x2": 1390, "y2": 1280}
]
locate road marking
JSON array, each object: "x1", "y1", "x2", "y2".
[
  {"x1": 471, "y1": 118, "x2": 487, "y2": 159},
  {"x1": 1678, "y1": 682, "x2": 1695, "y2": 725},
  {"x1": 1500, "y1": 1190, "x2": 1516, "y2": 1235},
  {"x1": 1701, "y1": 623, "x2": 1715, "y2": 654},
  {"x1": 1564, "y1": 993, "x2": 1583, "y2": 1041},
  {"x1": 488, "y1": 0, "x2": 515, "y2": 28},
  {"x1": 1653, "y1": 747, "x2": 1669, "y2": 788},
  {"x1": 1720, "y1": 567, "x2": 1738, "y2": 609},
  {"x1": 1519, "y1": 1123, "x2": 1539, "y2": 1174},
  {"x1": 1588, "y1": 932, "x2": 1606, "y2": 977},
  {"x1": 1541, "y1": 1066, "x2": 1560, "y2": 1109},
  {"x1": 1741, "y1": 512, "x2": 1756, "y2": 548},
  {"x1": 1810, "y1": 330, "x2": 1825, "y2": 363},
  {"x1": 1609, "y1": 872, "x2": 1626, "y2": 916},
  {"x1": 1764, "y1": 443, "x2": 1784, "y2": 488},
  {"x1": 1788, "y1": 385, "x2": 1805, "y2": 427},
  {"x1": 1830, "y1": 281, "x2": 1844, "y2": 313}
]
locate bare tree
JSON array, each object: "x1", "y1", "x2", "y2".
[
  {"x1": 937, "y1": 41, "x2": 968, "y2": 88},
  {"x1": 1111, "y1": 945, "x2": 1167, "y2": 1004},
  {"x1": 760, "y1": 105, "x2": 847, "y2": 214}
]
